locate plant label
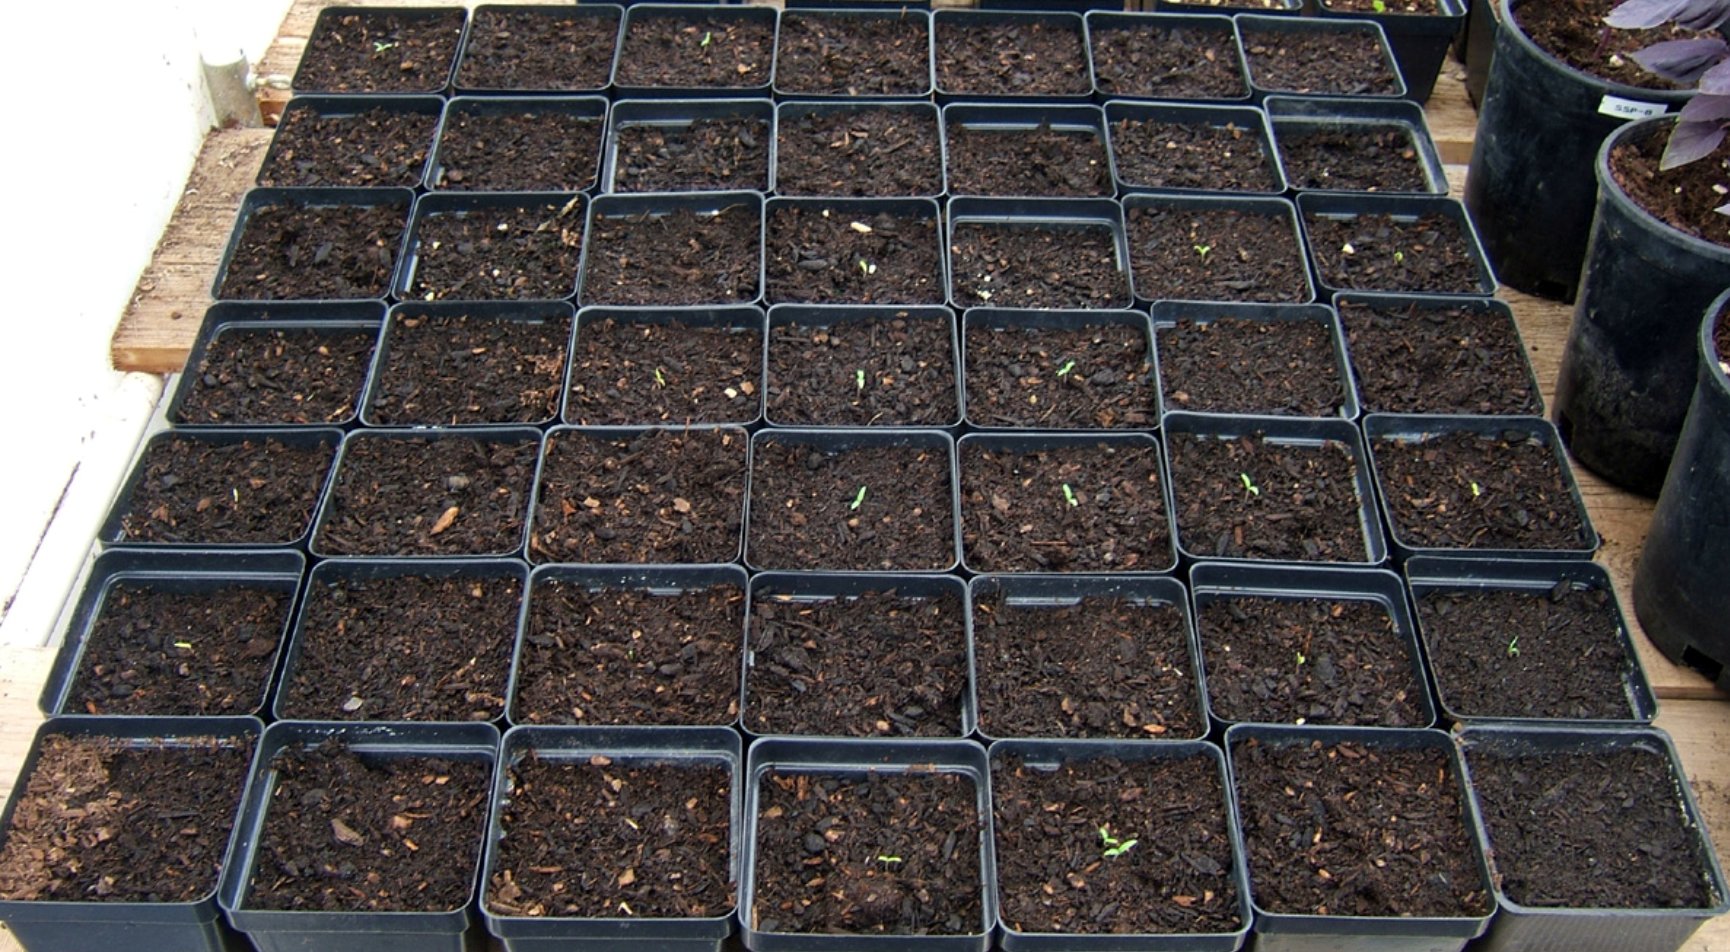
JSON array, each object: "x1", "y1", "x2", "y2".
[{"x1": 1596, "y1": 95, "x2": 1668, "y2": 121}]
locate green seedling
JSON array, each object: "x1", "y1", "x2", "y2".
[
  {"x1": 859, "y1": 258, "x2": 877, "y2": 276},
  {"x1": 1194, "y1": 244, "x2": 1212, "y2": 259},
  {"x1": 850, "y1": 486, "x2": 868, "y2": 511},
  {"x1": 173, "y1": 640, "x2": 194, "y2": 651},
  {"x1": 654, "y1": 367, "x2": 667, "y2": 388},
  {"x1": 1393, "y1": 250, "x2": 1406, "y2": 264},
  {"x1": 1098, "y1": 825, "x2": 1138, "y2": 859},
  {"x1": 373, "y1": 40, "x2": 398, "y2": 53},
  {"x1": 876, "y1": 854, "x2": 902, "y2": 865},
  {"x1": 1240, "y1": 472, "x2": 1260, "y2": 497},
  {"x1": 1470, "y1": 481, "x2": 1483, "y2": 498},
  {"x1": 700, "y1": 30, "x2": 713, "y2": 48},
  {"x1": 1062, "y1": 483, "x2": 1079, "y2": 508},
  {"x1": 1506, "y1": 636, "x2": 1520, "y2": 658},
  {"x1": 856, "y1": 369, "x2": 866, "y2": 391},
  {"x1": 1056, "y1": 359, "x2": 1077, "y2": 378},
  {"x1": 1296, "y1": 651, "x2": 1307, "y2": 666},
  {"x1": 1373, "y1": 0, "x2": 1388, "y2": 11}
]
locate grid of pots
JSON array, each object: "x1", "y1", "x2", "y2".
[{"x1": 2, "y1": 4, "x2": 1726, "y2": 952}]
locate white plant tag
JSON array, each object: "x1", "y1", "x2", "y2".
[{"x1": 1597, "y1": 95, "x2": 1668, "y2": 121}]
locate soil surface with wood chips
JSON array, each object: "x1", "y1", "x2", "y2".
[
  {"x1": 118, "y1": 435, "x2": 334, "y2": 545},
  {"x1": 176, "y1": 325, "x2": 375, "y2": 425},
  {"x1": 316, "y1": 434, "x2": 537, "y2": 556},
  {"x1": 565, "y1": 317, "x2": 762, "y2": 426}
]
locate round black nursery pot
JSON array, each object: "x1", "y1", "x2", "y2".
[
  {"x1": 1553, "y1": 118, "x2": 1730, "y2": 497},
  {"x1": 1634, "y1": 289, "x2": 1730, "y2": 690}
]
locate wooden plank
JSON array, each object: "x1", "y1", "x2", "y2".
[
  {"x1": 1425, "y1": 68, "x2": 1479, "y2": 166},
  {"x1": 0, "y1": 648, "x2": 46, "y2": 952},
  {"x1": 1659, "y1": 699, "x2": 1730, "y2": 952}
]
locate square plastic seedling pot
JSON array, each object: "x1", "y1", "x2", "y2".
[
  {"x1": 1331, "y1": 291, "x2": 1545, "y2": 417},
  {"x1": 453, "y1": 4, "x2": 624, "y2": 96},
  {"x1": 986, "y1": 736, "x2": 1252, "y2": 950},
  {"x1": 773, "y1": 100, "x2": 945, "y2": 199},
  {"x1": 764, "y1": 196, "x2": 947, "y2": 307},
  {"x1": 1123, "y1": 193, "x2": 1315, "y2": 307},
  {"x1": 1188, "y1": 561, "x2": 1438, "y2": 731},
  {"x1": 212, "y1": 188, "x2": 415, "y2": 304},
  {"x1": 219, "y1": 721, "x2": 500, "y2": 952},
  {"x1": 946, "y1": 197, "x2": 1132, "y2": 310},
  {"x1": 1263, "y1": 96, "x2": 1449, "y2": 196},
  {"x1": 1455, "y1": 724, "x2": 1730, "y2": 952},
  {"x1": 1404, "y1": 556, "x2": 1658, "y2": 725},
  {"x1": 292, "y1": 6, "x2": 470, "y2": 95},
  {"x1": 167, "y1": 304, "x2": 386, "y2": 428},
  {"x1": 40, "y1": 549, "x2": 305, "y2": 719},
  {"x1": 0, "y1": 716, "x2": 264, "y2": 952},
  {"x1": 1104, "y1": 100, "x2": 1285, "y2": 195},
  {"x1": 481, "y1": 725, "x2": 743, "y2": 951},
  {"x1": 564, "y1": 305, "x2": 768, "y2": 427},
  {"x1": 394, "y1": 191, "x2": 588, "y2": 303},
  {"x1": 603, "y1": 98, "x2": 776, "y2": 194},
  {"x1": 1314, "y1": 0, "x2": 1467, "y2": 103},
  {"x1": 741, "y1": 737, "x2": 997, "y2": 951},
  {"x1": 1083, "y1": 11, "x2": 1251, "y2": 103},
  {"x1": 260, "y1": 95, "x2": 446, "y2": 189},
  {"x1": 611, "y1": 4, "x2": 779, "y2": 98},
  {"x1": 1149, "y1": 301, "x2": 1357, "y2": 420},
  {"x1": 772, "y1": 6, "x2": 935, "y2": 100},
  {"x1": 426, "y1": 96, "x2": 610, "y2": 192},
  {"x1": 1296, "y1": 193, "x2": 1498, "y2": 299},
  {"x1": 579, "y1": 191, "x2": 766, "y2": 307},
  {"x1": 933, "y1": 9, "x2": 1091, "y2": 103},
  {"x1": 941, "y1": 102, "x2": 1118, "y2": 197},
  {"x1": 1153, "y1": 0, "x2": 1303, "y2": 15},
  {"x1": 1235, "y1": 15, "x2": 1406, "y2": 103},
  {"x1": 764, "y1": 304, "x2": 962, "y2": 429},
  {"x1": 960, "y1": 307, "x2": 1159, "y2": 430}
]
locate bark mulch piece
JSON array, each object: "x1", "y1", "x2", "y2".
[
  {"x1": 945, "y1": 125, "x2": 1111, "y2": 197},
  {"x1": 432, "y1": 111, "x2": 603, "y2": 192},
  {"x1": 1157, "y1": 316, "x2": 1344, "y2": 417},
  {"x1": 258, "y1": 106, "x2": 436, "y2": 188},
  {"x1": 0, "y1": 734, "x2": 253, "y2": 902},
  {"x1": 1127, "y1": 205, "x2": 1310, "y2": 303},
  {"x1": 1198, "y1": 595, "x2": 1425, "y2": 727},
  {"x1": 776, "y1": 11, "x2": 932, "y2": 97},
  {"x1": 116, "y1": 436, "x2": 334, "y2": 546},
  {"x1": 243, "y1": 741, "x2": 489, "y2": 912},
  {"x1": 1371, "y1": 429, "x2": 1590, "y2": 552},
  {"x1": 1337, "y1": 298, "x2": 1542, "y2": 415},
  {"x1": 747, "y1": 439, "x2": 955, "y2": 572},
  {"x1": 175, "y1": 325, "x2": 376, "y2": 426},
  {"x1": 767, "y1": 312, "x2": 958, "y2": 427},
  {"x1": 1512, "y1": 0, "x2": 1698, "y2": 89},
  {"x1": 964, "y1": 321, "x2": 1156, "y2": 429},
  {"x1": 1609, "y1": 129, "x2": 1730, "y2": 249},
  {"x1": 530, "y1": 428, "x2": 747, "y2": 565},
  {"x1": 973, "y1": 593, "x2": 1202, "y2": 739},
  {"x1": 1089, "y1": 20, "x2": 1248, "y2": 100},
  {"x1": 746, "y1": 588, "x2": 968, "y2": 737},
  {"x1": 751, "y1": 769, "x2": 984, "y2": 935},
  {"x1": 1240, "y1": 26, "x2": 1402, "y2": 96},
  {"x1": 935, "y1": 16, "x2": 1091, "y2": 98},
  {"x1": 614, "y1": 14, "x2": 775, "y2": 91},
  {"x1": 582, "y1": 205, "x2": 761, "y2": 307},
  {"x1": 613, "y1": 116, "x2": 771, "y2": 193},
  {"x1": 218, "y1": 202, "x2": 406, "y2": 301},
  {"x1": 456, "y1": 7, "x2": 619, "y2": 92},
  {"x1": 488, "y1": 757, "x2": 733, "y2": 918},
  {"x1": 774, "y1": 108, "x2": 944, "y2": 198},
  {"x1": 961, "y1": 441, "x2": 1171, "y2": 573},
  {"x1": 67, "y1": 584, "x2": 289, "y2": 716},
  {"x1": 1167, "y1": 431, "x2": 1369, "y2": 563},
  {"x1": 1112, "y1": 119, "x2": 1279, "y2": 192},
  {"x1": 766, "y1": 207, "x2": 944, "y2": 305},
  {"x1": 366, "y1": 311, "x2": 571, "y2": 426},
  {"x1": 565, "y1": 316, "x2": 763, "y2": 426},
  {"x1": 406, "y1": 197, "x2": 585, "y2": 302},
  {"x1": 950, "y1": 221, "x2": 1128, "y2": 309},
  {"x1": 1305, "y1": 212, "x2": 1485, "y2": 294},
  {"x1": 991, "y1": 752, "x2": 1243, "y2": 936},
  {"x1": 295, "y1": 10, "x2": 466, "y2": 94},
  {"x1": 315, "y1": 434, "x2": 538, "y2": 557},
  {"x1": 1275, "y1": 124, "x2": 1430, "y2": 193},
  {"x1": 279, "y1": 572, "x2": 521, "y2": 722},
  {"x1": 1231, "y1": 736, "x2": 1493, "y2": 918},
  {"x1": 515, "y1": 579, "x2": 743, "y2": 726}
]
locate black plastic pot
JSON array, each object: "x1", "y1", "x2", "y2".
[
  {"x1": 1297, "y1": 192, "x2": 1498, "y2": 298},
  {"x1": 1190, "y1": 561, "x2": 1436, "y2": 730},
  {"x1": 1264, "y1": 96, "x2": 1449, "y2": 196},
  {"x1": 740, "y1": 737, "x2": 996, "y2": 951},
  {"x1": 1104, "y1": 100, "x2": 1283, "y2": 195},
  {"x1": 1313, "y1": 0, "x2": 1466, "y2": 103},
  {"x1": 1463, "y1": 0, "x2": 1693, "y2": 301},
  {"x1": 1552, "y1": 119, "x2": 1730, "y2": 496},
  {"x1": 603, "y1": 98, "x2": 776, "y2": 194},
  {"x1": 941, "y1": 103, "x2": 1115, "y2": 198},
  {"x1": 453, "y1": 4, "x2": 624, "y2": 96},
  {"x1": 1332, "y1": 291, "x2": 1544, "y2": 417},
  {"x1": 1235, "y1": 15, "x2": 1406, "y2": 102},
  {"x1": 395, "y1": 191, "x2": 588, "y2": 303},
  {"x1": 293, "y1": 7, "x2": 469, "y2": 95},
  {"x1": 427, "y1": 96, "x2": 610, "y2": 192},
  {"x1": 1405, "y1": 555, "x2": 1658, "y2": 725},
  {"x1": 1149, "y1": 300, "x2": 1357, "y2": 419},
  {"x1": 259, "y1": 95, "x2": 445, "y2": 189},
  {"x1": 948, "y1": 197, "x2": 1132, "y2": 309},
  {"x1": 481, "y1": 725, "x2": 742, "y2": 952},
  {"x1": 960, "y1": 307, "x2": 1159, "y2": 430},
  {"x1": 763, "y1": 196, "x2": 947, "y2": 306},
  {"x1": 219, "y1": 721, "x2": 500, "y2": 952},
  {"x1": 773, "y1": 100, "x2": 944, "y2": 199},
  {"x1": 0, "y1": 716, "x2": 262, "y2": 952},
  {"x1": 932, "y1": 9, "x2": 1092, "y2": 104},
  {"x1": 168, "y1": 305, "x2": 383, "y2": 428},
  {"x1": 579, "y1": 191, "x2": 766, "y2": 307},
  {"x1": 771, "y1": 6, "x2": 935, "y2": 100},
  {"x1": 987, "y1": 737, "x2": 1252, "y2": 951},
  {"x1": 41, "y1": 549, "x2": 304, "y2": 719},
  {"x1": 1634, "y1": 289, "x2": 1730, "y2": 690},
  {"x1": 212, "y1": 188, "x2": 415, "y2": 304},
  {"x1": 764, "y1": 304, "x2": 962, "y2": 429},
  {"x1": 1084, "y1": 11, "x2": 1251, "y2": 104},
  {"x1": 1455, "y1": 724, "x2": 1730, "y2": 952},
  {"x1": 612, "y1": 4, "x2": 779, "y2": 99},
  {"x1": 1124, "y1": 193, "x2": 1315, "y2": 305},
  {"x1": 564, "y1": 305, "x2": 768, "y2": 427}
]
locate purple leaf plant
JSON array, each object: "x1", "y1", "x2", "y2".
[{"x1": 1607, "y1": 0, "x2": 1730, "y2": 211}]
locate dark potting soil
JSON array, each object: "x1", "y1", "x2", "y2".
[
  {"x1": 456, "y1": 7, "x2": 619, "y2": 92},
  {"x1": 1372, "y1": 429, "x2": 1590, "y2": 552},
  {"x1": 1240, "y1": 27, "x2": 1401, "y2": 96},
  {"x1": 258, "y1": 106, "x2": 435, "y2": 188},
  {"x1": 315, "y1": 435, "x2": 538, "y2": 557},
  {"x1": 767, "y1": 313, "x2": 958, "y2": 427},
  {"x1": 1232, "y1": 737, "x2": 1492, "y2": 918},
  {"x1": 1112, "y1": 119, "x2": 1279, "y2": 192},
  {"x1": 746, "y1": 589, "x2": 968, "y2": 737},
  {"x1": 774, "y1": 108, "x2": 944, "y2": 198},
  {"x1": 992, "y1": 753, "x2": 1242, "y2": 936},
  {"x1": 244, "y1": 741, "x2": 488, "y2": 912},
  {"x1": 950, "y1": 222, "x2": 1128, "y2": 309},
  {"x1": 1338, "y1": 298, "x2": 1543, "y2": 415},
  {"x1": 614, "y1": 14, "x2": 774, "y2": 90},
  {"x1": 516, "y1": 581, "x2": 743, "y2": 725},
  {"x1": 1416, "y1": 585, "x2": 1638, "y2": 720},
  {"x1": 1198, "y1": 595, "x2": 1425, "y2": 727},
  {"x1": 1128, "y1": 206, "x2": 1311, "y2": 303},
  {"x1": 488, "y1": 757, "x2": 732, "y2": 918},
  {"x1": 217, "y1": 202, "x2": 405, "y2": 301},
  {"x1": 1275, "y1": 124, "x2": 1430, "y2": 193},
  {"x1": 530, "y1": 428, "x2": 747, "y2": 565},
  {"x1": 1513, "y1": 0, "x2": 1696, "y2": 89},
  {"x1": 432, "y1": 111, "x2": 603, "y2": 192},
  {"x1": 0, "y1": 734, "x2": 252, "y2": 903},
  {"x1": 117, "y1": 436, "x2": 333, "y2": 545},
  {"x1": 945, "y1": 125, "x2": 1111, "y2": 197},
  {"x1": 68, "y1": 583, "x2": 288, "y2": 716},
  {"x1": 748, "y1": 439, "x2": 955, "y2": 572},
  {"x1": 767, "y1": 207, "x2": 944, "y2": 305},
  {"x1": 582, "y1": 206, "x2": 760, "y2": 306},
  {"x1": 175, "y1": 325, "x2": 376, "y2": 425},
  {"x1": 964, "y1": 322, "x2": 1156, "y2": 428},
  {"x1": 1167, "y1": 432, "x2": 1368, "y2": 562},
  {"x1": 1158, "y1": 316, "x2": 1345, "y2": 416},
  {"x1": 1323, "y1": 0, "x2": 1444, "y2": 10},
  {"x1": 961, "y1": 441, "x2": 1171, "y2": 573},
  {"x1": 406, "y1": 198, "x2": 584, "y2": 302},
  {"x1": 777, "y1": 12, "x2": 930, "y2": 97},
  {"x1": 1305, "y1": 212, "x2": 1485, "y2": 294},
  {"x1": 613, "y1": 116, "x2": 771, "y2": 193},
  {"x1": 294, "y1": 10, "x2": 465, "y2": 94},
  {"x1": 935, "y1": 17, "x2": 1091, "y2": 98},
  {"x1": 1162, "y1": 0, "x2": 1297, "y2": 10},
  {"x1": 973, "y1": 594, "x2": 1201, "y2": 739},
  {"x1": 565, "y1": 317, "x2": 763, "y2": 426},
  {"x1": 751, "y1": 769, "x2": 983, "y2": 935},
  {"x1": 1610, "y1": 129, "x2": 1730, "y2": 249},
  {"x1": 279, "y1": 572, "x2": 521, "y2": 722},
  {"x1": 1089, "y1": 22, "x2": 1247, "y2": 100},
  {"x1": 1464, "y1": 745, "x2": 1716, "y2": 909},
  {"x1": 366, "y1": 311, "x2": 571, "y2": 426}
]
